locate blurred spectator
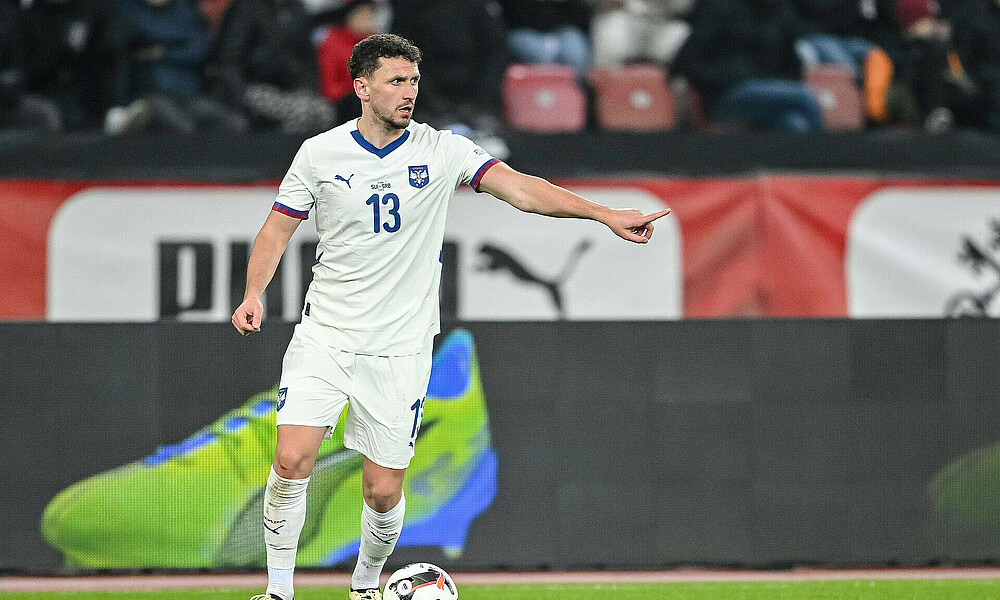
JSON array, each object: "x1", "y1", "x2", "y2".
[
  {"x1": 791, "y1": 0, "x2": 898, "y2": 122},
  {"x1": 207, "y1": 0, "x2": 335, "y2": 134},
  {"x1": 300, "y1": 0, "x2": 348, "y2": 14},
  {"x1": 890, "y1": 0, "x2": 972, "y2": 131},
  {"x1": 0, "y1": 0, "x2": 25, "y2": 125},
  {"x1": 1, "y1": 0, "x2": 59, "y2": 131},
  {"x1": 591, "y1": 0, "x2": 694, "y2": 68},
  {"x1": 120, "y1": 0, "x2": 247, "y2": 133},
  {"x1": 793, "y1": 0, "x2": 899, "y2": 73},
  {"x1": 794, "y1": 7, "x2": 873, "y2": 77},
  {"x1": 673, "y1": 0, "x2": 824, "y2": 131},
  {"x1": 317, "y1": 0, "x2": 378, "y2": 125},
  {"x1": 22, "y1": 0, "x2": 138, "y2": 133},
  {"x1": 793, "y1": 0, "x2": 897, "y2": 41},
  {"x1": 199, "y1": 0, "x2": 235, "y2": 33},
  {"x1": 944, "y1": 0, "x2": 1000, "y2": 131},
  {"x1": 500, "y1": 0, "x2": 591, "y2": 77},
  {"x1": 392, "y1": 0, "x2": 506, "y2": 132}
]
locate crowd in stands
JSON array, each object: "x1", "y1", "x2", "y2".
[{"x1": 1, "y1": 0, "x2": 1000, "y2": 136}]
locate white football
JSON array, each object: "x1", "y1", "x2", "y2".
[{"x1": 383, "y1": 563, "x2": 458, "y2": 600}]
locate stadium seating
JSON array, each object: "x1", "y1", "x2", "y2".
[
  {"x1": 501, "y1": 64, "x2": 586, "y2": 132},
  {"x1": 680, "y1": 80, "x2": 710, "y2": 130},
  {"x1": 804, "y1": 65, "x2": 864, "y2": 131},
  {"x1": 589, "y1": 65, "x2": 676, "y2": 131}
]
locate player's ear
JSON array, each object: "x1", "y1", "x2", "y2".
[{"x1": 354, "y1": 77, "x2": 369, "y2": 101}]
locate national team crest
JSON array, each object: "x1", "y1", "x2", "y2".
[
  {"x1": 408, "y1": 165, "x2": 430, "y2": 188},
  {"x1": 277, "y1": 387, "x2": 287, "y2": 411}
]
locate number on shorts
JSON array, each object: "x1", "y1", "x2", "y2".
[{"x1": 409, "y1": 397, "x2": 424, "y2": 446}]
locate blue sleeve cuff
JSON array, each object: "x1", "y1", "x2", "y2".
[
  {"x1": 469, "y1": 158, "x2": 501, "y2": 192},
  {"x1": 272, "y1": 201, "x2": 309, "y2": 219}
]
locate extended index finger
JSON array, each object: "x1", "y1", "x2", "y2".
[{"x1": 642, "y1": 208, "x2": 672, "y2": 223}]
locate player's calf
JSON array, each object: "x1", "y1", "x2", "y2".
[
  {"x1": 263, "y1": 467, "x2": 310, "y2": 600},
  {"x1": 351, "y1": 492, "x2": 406, "y2": 592}
]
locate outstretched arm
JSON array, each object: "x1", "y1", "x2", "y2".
[
  {"x1": 232, "y1": 210, "x2": 302, "y2": 335},
  {"x1": 477, "y1": 162, "x2": 670, "y2": 243}
]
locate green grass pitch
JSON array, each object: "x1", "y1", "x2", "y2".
[{"x1": 3, "y1": 580, "x2": 1000, "y2": 600}]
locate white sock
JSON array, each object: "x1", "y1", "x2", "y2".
[
  {"x1": 264, "y1": 467, "x2": 310, "y2": 599},
  {"x1": 267, "y1": 566, "x2": 293, "y2": 598},
  {"x1": 351, "y1": 493, "x2": 405, "y2": 590}
]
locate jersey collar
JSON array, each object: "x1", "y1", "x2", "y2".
[{"x1": 351, "y1": 127, "x2": 410, "y2": 158}]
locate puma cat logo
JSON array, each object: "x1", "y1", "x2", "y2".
[
  {"x1": 335, "y1": 174, "x2": 354, "y2": 188},
  {"x1": 477, "y1": 240, "x2": 593, "y2": 318}
]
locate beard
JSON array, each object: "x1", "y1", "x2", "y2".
[{"x1": 372, "y1": 101, "x2": 412, "y2": 131}]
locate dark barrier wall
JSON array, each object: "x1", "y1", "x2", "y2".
[
  {"x1": 4, "y1": 130, "x2": 1000, "y2": 180},
  {"x1": 3, "y1": 320, "x2": 1000, "y2": 572}
]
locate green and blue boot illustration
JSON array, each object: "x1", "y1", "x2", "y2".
[
  {"x1": 40, "y1": 328, "x2": 497, "y2": 568},
  {"x1": 923, "y1": 440, "x2": 1000, "y2": 557}
]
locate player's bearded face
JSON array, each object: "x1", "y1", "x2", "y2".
[{"x1": 368, "y1": 58, "x2": 419, "y2": 130}]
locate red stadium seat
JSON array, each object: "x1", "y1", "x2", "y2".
[
  {"x1": 502, "y1": 64, "x2": 586, "y2": 132},
  {"x1": 804, "y1": 65, "x2": 864, "y2": 131},
  {"x1": 589, "y1": 65, "x2": 677, "y2": 131}
]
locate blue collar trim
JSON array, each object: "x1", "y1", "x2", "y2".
[{"x1": 351, "y1": 128, "x2": 410, "y2": 158}]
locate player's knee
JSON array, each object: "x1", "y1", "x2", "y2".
[
  {"x1": 363, "y1": 482, "x2": 402, "y2": 512},
  {"x1": 273, "y1": 450, "x2": 312, "y2": 479}
]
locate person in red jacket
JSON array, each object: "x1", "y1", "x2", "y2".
[{"x1": 317, "y1": 0, "x2": 377, "y2": 125}]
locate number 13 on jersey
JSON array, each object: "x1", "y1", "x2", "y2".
[{"x1": 366, "y1": 193, "x2": 401, "y2": 233}]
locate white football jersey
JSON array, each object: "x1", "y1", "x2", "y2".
[{"x1": 273, "y1": 120, "x2": 499, "y2": 355}]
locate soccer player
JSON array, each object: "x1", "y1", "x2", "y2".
[{"x1": 233, "y1": 33, "x2": 670, "y2": 600}]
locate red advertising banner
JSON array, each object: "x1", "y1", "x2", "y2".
[
  {"x1": 3, "y1": 177, "x2": 999, "y2": 321},
  {"x1": 0, "y1": 180, "x2": 87, "y2": 320},
  {"x1": 759, "y1": 178, "x2": 1000, "y2": 318},
  {"x1": 637, "y1": 176, "x2": 1000, "y2": 318}
]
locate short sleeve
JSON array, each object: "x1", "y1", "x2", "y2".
[
  {"x1": 449, "y1": 132, "x2": 501, "y2": 193},
  {"x1": 273, "y1": 142, "x2": 315, "y2": 219}
]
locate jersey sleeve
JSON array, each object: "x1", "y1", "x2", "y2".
[
  {"x1": 273, "y1": 142, "x2": 315, "y2": 219},
  {"x1": 448, "y1": 132, "x2": 501, "y2": 193}
]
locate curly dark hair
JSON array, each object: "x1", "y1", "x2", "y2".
[{"x1": 347, "y1": 34, "x2": 422, "y2": 81}]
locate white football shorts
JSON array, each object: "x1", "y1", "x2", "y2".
[{"x1": 276, "y1": 321, "x2": 432, "y2": 469}]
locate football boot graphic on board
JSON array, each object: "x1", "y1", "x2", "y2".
[{"x1": 41, "y1": 329, "x2": 497, "y2": 568}]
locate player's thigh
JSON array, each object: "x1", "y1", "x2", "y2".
[
  {"x1": 277, "y1": 324, "x2": 352, "y2": 445},
  {"x1": 345, "y1": 350, "x2": 432, "y2": 470}
]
